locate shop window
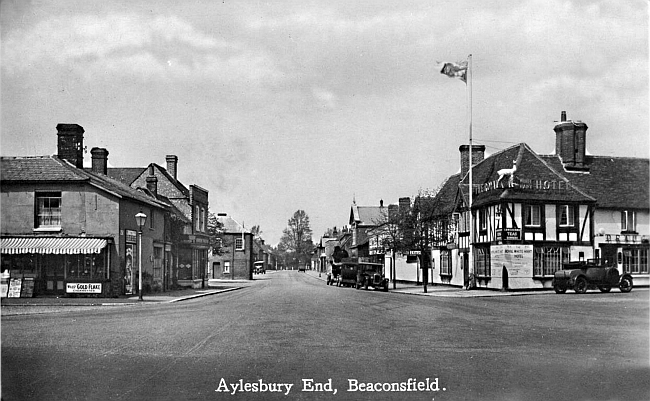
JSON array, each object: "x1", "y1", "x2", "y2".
[
  {"x1": 524, "y1": 204, "x2": 541, "y2": 227},
  {"x1": 474, "y1": 247, "x2": 491, "y2": 277},
  {"x1": 223, "y1": 261, "x2": 230, "y2": 274},
  {"x1": 35, "y1": 192, "x2": 62, "y2": 228},
  {"x1": 65, "y1": 253, "x2": 106, "y2": 280},
  {"x1": 623, "y1": 248, "x2": 648, "y2": 274},
  {"x1": 559, "y1": 205, "x2": 575, "y2": 227},
  {"x1": 621, "y1": 210, "x2": 637, "y2": 233},
  {"x1": 533, "y1": 246, "x2": 570, "y2": 276}
]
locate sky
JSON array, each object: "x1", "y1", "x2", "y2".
[{"x1": 1, "y1": 0, "x2": 648, "y2": 246}]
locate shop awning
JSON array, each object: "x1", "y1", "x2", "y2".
[{"x1": 1, "y1": 237, "x2": 108, "y2": 255}]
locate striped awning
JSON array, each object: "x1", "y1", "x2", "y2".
[{"x1": 1, "y1": 237, "x2": 108, "y2": 255}]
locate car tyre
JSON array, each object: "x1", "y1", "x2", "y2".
[
  {"x1": 598, "y1": 285, "x2": 612, "y2": 293},
  {"x1": 383, "y1": 282, "x2": 389, "y2": 292},
  {"x1": 574, "y1": 277, "x2": 588, "y2": 294},
  {"x1": 619, "y1": 276, "x2": 633, "y2": 293},
  {"x1": 554, "y1": 284, "x2": 567, "y2": 294}
]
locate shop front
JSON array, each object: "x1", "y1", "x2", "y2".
[{"x1": 0, "y1": 237, "x2": 111, "y2": 297}]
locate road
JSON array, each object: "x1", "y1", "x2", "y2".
[{"x1": 2, "y1": 271, "x2": 649, "y2": 401}]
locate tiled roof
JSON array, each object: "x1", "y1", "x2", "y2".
[
  {"x1": 217, "y1": 215, "x2": 250, "y2": 234},
  {"x1": 350, "y1": 205, "x2": 386, "y2": 226},
  {"x1": 1, "y1": 156, "x2": 166, "y2": 209},
  {"x1": 1, "y1": 156, "x2": 88, "y2": 182},
  {"x1": 459, "y1": 143, "x2": 596, "y2": 208},
  {"x1": 106, "y1": 168, "x2": 144, "y2": 186},
  {"x1": 539, "y1": 155, "x2": 649, "y2": 210},
  {"x1": 433, "y1": 174, "x2": 461, "y2": 215}
]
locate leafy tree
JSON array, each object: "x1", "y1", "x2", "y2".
[
  {"x1": 278, "y1": 210, "x2": 314, "y2": 268},
  {"x1": 207, "y1": 212, "x2": 225, "y2": 255},
  {"x1": 250, "y1": 225, "x2": 263, "y2": 240}
]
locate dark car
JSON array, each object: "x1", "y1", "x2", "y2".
[
  {"x1": 326, "y1": 262, "x2": 341, "y2": 286},
  {"x1": 338, "y1": 258, "x2": 389, "y2": 291},
  {"x1": 552, "y1": 260, "x2": 633, "y2": 294}
]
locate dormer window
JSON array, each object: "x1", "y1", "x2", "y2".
[{"x1": 621, "y1": 210, "x2": 636, "y2": 233}]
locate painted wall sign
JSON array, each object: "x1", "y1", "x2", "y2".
[
  {"x1": 490, "y1": 244, "x2": 533, "y2": 278},
  {"x1": 474, "y1": 176, "x2": 569, "y2": 194},
  {"x1": 66, "y1": 282, "x2": 102, "y2": 294}
]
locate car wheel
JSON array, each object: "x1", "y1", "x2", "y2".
[
  {"x1": 619, "y1": 277, "x2": 633, "y2": 293},
  {"x1": 598, "y1": 285, "x2": 612, "y2": 293},
  {"x1": 364, "y1": 279, "x2": 369, "y2": 290},
  {"x1": 355, "y1": 281, "x2": 361, "y2": 289},
  {"x1": 554, "y1": 284, "x2": 567, "y2": 294},
  {"x1": 383, "y1": 282, "x2": 388, "y2": 292},
  {"x1": 574, "y1": 277, "x2": 588, "y2": 294}
]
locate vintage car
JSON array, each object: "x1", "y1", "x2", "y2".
[
  {"x1": 552, "y1": 260, "x2": 633, "y2": 294},
  {"x1": 253, "y1": 261, "x2": 266, "y2": 274},
  {"x1": 337, "y1": 258, "x2": 389, "y2": 291}
]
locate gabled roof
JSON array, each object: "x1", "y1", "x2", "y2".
[
  {"x1": 108, "y1": 163, "x2": 189, "y2": 197},
  {"x1": 106, "y1": 168, "x2": 144, "y2": 186},
  {"x1": 539, "y1": 155, "x2": 649, "y2": 210},
  {"x1": 0, "y1": 156, "x2": 167, "y2": 209},
  {"x1": 432, "y1": 173, "x2": 461, "y2": 216},
  {"x1": 217, "y1": 215, "x2": 250, "y2": 235},
  {"x1": 349, "y1": 204, "x2": 387, "y2": 226},
  {"x1": 459, "y1": 143, "x2": 596, "y2": 208}
]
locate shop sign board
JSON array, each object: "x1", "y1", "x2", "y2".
[
  {"x1": 66, "y1": 283, "x2": 102, "y2": 294},
  {"x1": 490, "y1": 244, "x2": 533, "y2": 278},
  {"x1": 496, "y1": 228, "x2": 521, "y2": 241}
]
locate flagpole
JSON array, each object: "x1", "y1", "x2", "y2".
[{"x1": 467, "y1": 54, "x2": 474, "y2": 289}]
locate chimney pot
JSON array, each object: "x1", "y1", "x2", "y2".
[{"x1": 561, "y1": 111, "x2": 567, "y2": 122}]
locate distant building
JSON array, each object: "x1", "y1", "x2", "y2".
[{"x1": 207, "y1": 214, "x2": 254, "y2": 282}]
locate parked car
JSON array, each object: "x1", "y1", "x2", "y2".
[
  {"x1": 337, "y1": 258, "x2": 389, "y2": 291},
  {"x1": 552, "y1": 260, "x2": 633, "y2": 294}
]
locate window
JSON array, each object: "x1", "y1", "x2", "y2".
[
  {"x1": 36, "y1": 192, "x2": 62, "y2": 228},
  {"x1": 223, "y1": 261, "x2": 230, "y2": 274},
  {"x1": 623, "y1": 248, "x2": 648, "y2": 274},
  {"x1": 621, "y1": 210, "x2": 637, "y2": 232},
  {"x1": 235, "y1": 237, "x2": 244, "y2": 250},
  {"x1": 440, "y1": 250, "x2": 452, "y2": 275},
  {"x1": 195, "y1": 205, "x2": 200, "y2": 232},
  {"x1": 533, "y1": 246, "x2": 570, "y2": 276},
  {"x1": 149, "y1": 208, "x2": 154, "y2": 229},
  {"x1": 524, "y1": 204, "x2": 541, "y2": 227},
  {"x1": 479, "y1": 208, "x2": 487, "y2": 231},
  {"x1": 474, "y1": 247, "x2": 491, "y2": 277},
  {"x1": 153, "y1": 246, "x2": 163, "y2": 279},
  {"x1": 559, "y1": 205, "x2": 574, "y2": 227}
]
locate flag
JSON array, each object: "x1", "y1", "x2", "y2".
[{"x1": 438, "y1": 60, "x2": 468, "y2": 83}]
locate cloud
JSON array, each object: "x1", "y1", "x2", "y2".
[{"x1": 1, "y1": 12, "x2": 284, "y2": 86}]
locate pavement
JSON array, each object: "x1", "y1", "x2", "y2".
[
  {"x1": 1, "y1": 280, "x2": 249, "y2": 307},
  {"x1": 303, "y1": 270, "x2": 559, "y2": 297}
]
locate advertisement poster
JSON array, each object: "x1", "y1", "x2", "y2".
[
  {"x1": 125, "y1": 244, "x2": 134, "y2": 294},
  {"x1": 490, "y1": 244, "x2": 533, "y2": 278}
]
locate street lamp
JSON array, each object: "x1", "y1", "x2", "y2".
[{"x1": 135, "y1": 211, "x2": 147, "y2": 301}]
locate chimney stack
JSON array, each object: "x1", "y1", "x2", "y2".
[
  {"x1": 146, "y1": 165, "x2": 158, "y2": 196},
  {"x1": 459, "y1": 144, "x2": 486, "y2": 178},
  {"x1": 166, "y1": 155, "x2": 178, "y2": 180},
  {"x1": 90, "y1": 147, "x2": 109, "y2": 175},
  {"x1": 554, "y1": 111, "x2": 588, "y2": 169},
  {"x1": 57, "y1": 123, "x2": 85, "y2": 168}
]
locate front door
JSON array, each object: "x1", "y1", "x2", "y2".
[
  {"x1": 42, "y1": 254, "x2": 66, "y2": 295},
  {"x1": 462, "y1": 252, "x2": 469, "y2": 287}
]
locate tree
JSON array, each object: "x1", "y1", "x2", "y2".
[
  {"x1": 207, "y1": 212, "x2": 225, "y2": 255},
  {"x1": 250, "y1": 225, "x2": 263, "y2": 240},
  {"x1": 278, "y1": 210, "x2": 314, "y2": 269}
]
